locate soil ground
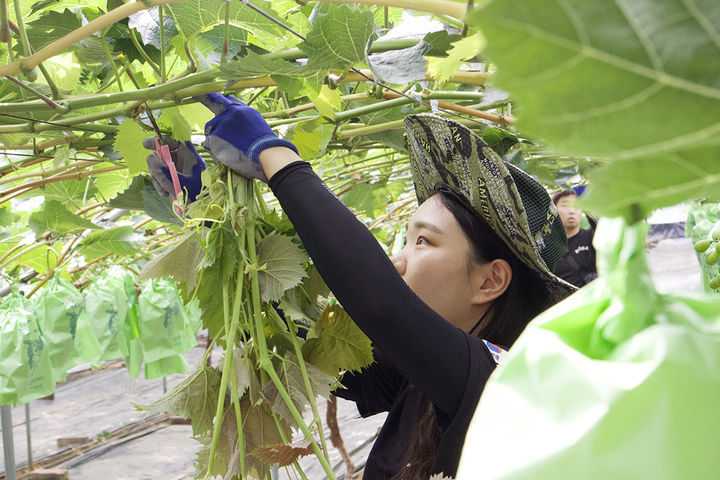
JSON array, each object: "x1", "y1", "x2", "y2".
[{"x1": 0, "y1": 236, "x2": 704, "y2": 480}]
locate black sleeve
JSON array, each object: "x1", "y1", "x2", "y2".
[{"x1": 269, "y1": 162, "x2": 496, "y2": 416}]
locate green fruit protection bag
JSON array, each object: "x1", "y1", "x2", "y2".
[
  {"x1": 457, "y1": 218, "x2": 720, "y2": 480},
  {"x1": 0, "y1": 291, "x2": 55, "y2": 406},
  {"x1": 137, "y1": 278, "x2": 198, "y2": 367},
  {"x1": 74, "y1": 280, "x2": 126, "y2": 367},
  {"x1": 102, "y1": 266, "x2": 144, "y2": 379},
  {"x1": 34, "y1": 275, "x2": 85, "y2": 383},
  {"x1": 686, "y1": 202, "x2": 720, "y2": 293}
]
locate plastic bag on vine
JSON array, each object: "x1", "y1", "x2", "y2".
[
  {"x1": 34, "y1": 274, "x2": 85, "y2": 383},
  {"x1": 0, "y1": 290, "x2": 55, "y2": 406},
  {"x1": 137, "y1": 278, "x2": 198, "y2": 373},
  {"x1": 73, "y1": 280, "x2": 126, "y2": 367},
  {"x1": 102, "y1": 266, "x2": 144, "y2": 379},
  {"x1": 457, "y1": 218, "x2": 720, "y2": 480}
]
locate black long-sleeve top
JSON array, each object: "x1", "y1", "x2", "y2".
[{"x1": 269, "y1": 162, "x2": 498, "y2": 479}]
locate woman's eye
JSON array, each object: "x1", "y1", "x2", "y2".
[{"x1": 416, "y1": 236, "x2": 429, "y2": 245}]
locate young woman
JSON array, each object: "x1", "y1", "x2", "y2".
[{"x1": 146, "y1": 94, "x2": 576, "y2": 479}]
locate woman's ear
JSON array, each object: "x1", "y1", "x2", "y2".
[{"x1": 471, "y1": 259, "x2": 512, "y2": 305}]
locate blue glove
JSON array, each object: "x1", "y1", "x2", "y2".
[
  {"x1": 195, "y1": 93, "x2": 299, "y2": 183},
  {"x1": 143, "y1": 137, "x2": 206, "y2": 201}
]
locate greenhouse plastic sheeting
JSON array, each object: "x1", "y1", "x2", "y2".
[
  {"x1": 0, "y1": 291, "x2": 54, "y2": 406},
  {"x1": 34, "y1": 274, "x2": 85, "y2": 383},
  {"x1": 457, "y1": 218, "x2": 720, "y2": 480}
]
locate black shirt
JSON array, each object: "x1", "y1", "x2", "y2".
[
  {"x1": 269, "y1": 162, "x2": 497, "y2": 479},
  {"x1": 553, "y1": 228, "x2": 597, "y2": 287}
]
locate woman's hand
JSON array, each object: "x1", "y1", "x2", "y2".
[
  {"x1": 194, "y1": 93, "x2": 300, "y2": 183},
  {"x1": 143, "y1": 137, "x2": 206, "y2": 200}
]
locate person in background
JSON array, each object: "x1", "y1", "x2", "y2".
[
  {"x1": 144, "y1": 95, "x2": 576, "y2": 479},
  {"x1": 552, "y1": 189, "x2": 598, "y2": 287}
]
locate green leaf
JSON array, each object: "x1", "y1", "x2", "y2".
[
  {"x1": 158, "y1": 107, "x2": 192, "y2": 142},
  {"x1": 311, "y1": 85, "x2": 343, "y2": 119},
  {"x1": 263, "y1": 352, "x2": 333, "y2": 428},
  {"x1": 465, "y1": 0, "x2": 720, "y2": 220},
  {"x1": 28, "y1": 199, "x2": 100, "y2": 237},
  {"x1": 301, "y1": 304, "x2": 374, "y2": 375},
  {"x1": 128, "y1": 6, "x2": 179, "y2": 49},
  {"x1": 166, "y1": 0, "x2": 283, "y2": 44},
  {"x1": 423, "y1": 30, "x2": 463, "y2": 57},
  {"x1": 426, "y1": 32, "x2": 485, "y2": 84},
  {"x1": 193, "y1": 261, "x2": 226, "y2": 341},
  {"x1": 108, "y1": 175, "x2": 147, "y2": 210},
  {"x1": 232, "y1": 352, "x2": 262, "y2": 406},
  {"x1": 285, "y1": 118, "x2": 334, "y2": 160},
  {"x1": 201, "y1": 24, "x2": 248, "y2": 59},
  {"x1": 482, "y1": 127, "x2": 520, "y2": 156},
  {"x1": 91, "y1": 166, "x2": 132, "y2": 201},
  {"x1": 39, "y1": 177, "x2": 97, "y2": 204},
  {"x1": 19, "y1": 241, "x2": 61, "y2": 276},
  {"x1": 80, "y1": 226, "x2": 146, "y2": 258},
  {"x1": 340, "y1": 178, "x2": 406, "y2": 219},
  {"x1": 298, "y1": 4, "x2": 375, "y2": 71},
  {"x1": 206, "y1": 216, "x2": 238, "y2": 280},
  {"x1": 140, "y1": 231, "x2": 202, "y2": 291},
  {"x1": 52, "y1": 145, "x2": 76, "y2": 171},
  {"x1": 23, "y1": 9, "x2": 81, "y2": 52},
  {"x1": 0, "y1": 206, "x2": 16, "y2": 227},
  {"x1": 141, "y1": 183, "x2": 184, "y2": 227},
  {"x1": 176, "y1": 102, "x2": 214, "y2": 133},
  {"x1": 115, "y1": 119, "x2": 150, "y2": 175},
  {"x1": 256, "y1": 232, "x2": 309, "y2": 303},
  {"x1": 135, "y1": 364, "x2": 222, "y2": 436}
]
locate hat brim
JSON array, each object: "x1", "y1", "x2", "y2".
[{"x1": 404, "y1": 114, "x2": 576, "y2": 306}]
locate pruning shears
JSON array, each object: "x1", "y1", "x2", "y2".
[{"x1": 145, "y1": 105, "x2": 182, "y2": 202}]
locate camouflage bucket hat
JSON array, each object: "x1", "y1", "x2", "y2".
[{"x1": 404, "y1": 114, "x2": 576, "y2": 305}]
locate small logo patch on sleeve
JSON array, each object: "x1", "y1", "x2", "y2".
[{"x1": 483, "y1": 340, "x2": 508, "y2": 365}]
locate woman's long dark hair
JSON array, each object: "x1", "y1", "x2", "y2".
[{"x1": 396, "y1": 185, "x2": 549, "y2": 480}]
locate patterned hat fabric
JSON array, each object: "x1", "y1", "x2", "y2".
[{"x1": 404, "y1": 114, "x2": 576, "y2": 306}]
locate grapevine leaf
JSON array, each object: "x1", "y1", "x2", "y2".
[
  {"x1": 23, "y1": 9, "x2": 81, "y2": 52},
  {"x1": 175, "y1": 103, "x2": 214, "y2": 134},
  {"x1": 340, "y1": 178, "x2": 406, "y2": 219},
  {"x1": 158, "y1": 107, "x2": 192, "y2": 142},
  {"x1": 0, "y1": 206, "x2": 16, "y2": 227},
  {"x1": 52, "y1": 145, "x2": 76, "y2": 171},
  {"x1": 425, "y1": 32, "x2": 485, "y2": 84},
  {"x1": 232, "y1": 352, "x2": 262, "y2": 405},
  {"x1": 108, "y1": 175, "x2": 147, "y2": 210},
  {"x1": 128, "y1": 6, "x2": 179, "y2": 49},
  {"x1": 195, "y1": 406, "x2": 237, "y2": 479},
  {"x1": 256, "y1": 232, "x2": 308, "y2": 303},
  {"x1": 141, "y1": 183, "x2": 184, "y2": 227},
  {"x1": 368, "y1": 40, "x2": 432, "y2": 84},
  {"x1": 481, "y1": 127, "x2": 520, "y2": 157},
  {"x1": 134, "y1": 364, "x2": 221, "y2": 436},
  {"x1": 28, "y1": 199, "x2": 99, "y2": 237},
  {"x1": 285, "y1": 118, "x2": 334, "y2": 160},
  {"x1": 298, "y1": 5, "x2": 375, "y2": 71},
  {"x1": 166, "y1": 0, "x2": 283, "y2": 48},
  {"x1": 301, "y1": 305, "x2": 374, "y2": 375},
  {"x1": 115, "y1": 119, "x2": 150, "y2": 175},
  {"x1": 202, "y1": 24, "x2": 248, "y2": 59},
  {"x1": 41, "y1": 178, "x2": 98, "y2": 203},
  {"x1": 193, "y1": 262, "x2": 226, "y2": 341},
  {"x1": 311, "y1": 85, "x2": 343, "y2": 119},
  {"x1": 360, "y1": 105, "x2": 410, "y2": 152},
  {"x1": 206, "y1": 216, "x2": 238, "y2": 279},
  {"x1": 20, "y1": 241, "x2": 61, "y2": 275},
  {"x1": 91, "y1": 166, "x2": 132, "y2": 201},
  {"x1": 251, "y1": 439, "x2": 314, "y2": 467},
  {"x1": 80, "y1": 226, "x2": 146, "y2": 258},
  {"x1": 263, "y1": 352, "x2": 333, "y2": 427},
  {"x1": 227, "y1": 397, "x2": 292, "y2": 480},
  {"x1": 140, "y1": 231, "x2": 202, "y2": 291},
  {"x1": 465, "y1": 0, "x2": 720, "y2": 220},
  {"x1": 423, "y1": 30, "x2": 462, "y2": 57}
]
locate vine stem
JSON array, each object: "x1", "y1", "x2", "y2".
[
  {"x1": 3, "y1": 76, "x2": 65, "y2": 111},
  {"x1": 244, "y1": 180, "x2": 337, "y2": 480}
]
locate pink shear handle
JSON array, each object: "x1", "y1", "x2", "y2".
[{"x1": 155, "y1": 138, "x2": 182, "y2": 200}]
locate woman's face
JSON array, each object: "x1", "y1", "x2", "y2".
[{"x1": 391, "y1": 195, "x2": 489, "y2": 331}]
